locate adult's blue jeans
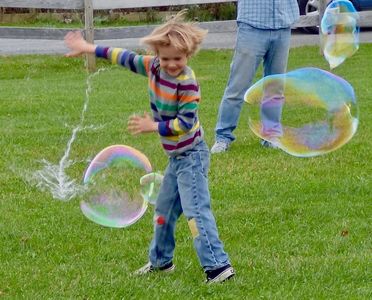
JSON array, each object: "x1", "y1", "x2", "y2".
[
  {"x1": 149, "y1": 141, "x2": 230, "y2": 271},
  {"x1": 215, "y1": 22, "x2": 291, "y2": 143}
]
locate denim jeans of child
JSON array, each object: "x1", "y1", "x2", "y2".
[
  {"x1": 215, "y1": 22, "x2": 291, "y2": 143},
  {"x1": 149, "y1": 141, "x2": 230, "y2": 271}
]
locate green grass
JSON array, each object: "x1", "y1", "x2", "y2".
[{"x1": 0, "y1": 45, "x2": 371, "y2": 299}]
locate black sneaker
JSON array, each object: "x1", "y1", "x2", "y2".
[
  {"x1": 206, "y1": 264, "x2": 235, "y2": 284},
  {"x1": 133, "y1": 261, "x2": 175, "y2": 275}
]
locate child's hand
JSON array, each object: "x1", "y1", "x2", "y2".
[
  {"x1": 64, "y1": 31, "x2": 96, "y2": 57},
  {"x1": 127, "y1": 112, "x2": 158, "y2": 135}
]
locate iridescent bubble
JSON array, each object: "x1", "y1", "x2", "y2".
[
  {"x1": 140, "y1": 172, "x2": 163, "y2": 205},
  {"x1": 321, "y1": 0, "x2": 359, "y2": 69},
  {"x1": 244, "y1": 67, "x2": 358, "y2": 157},
  {"x1": 82, "y1": 145, "x2": 154, "y2": 228}
]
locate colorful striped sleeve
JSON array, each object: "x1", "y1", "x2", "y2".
[
  {"x1": 95, "y1": 46, "x2": 153, "y2": 77},
  {"x1": 158, "y1": 80, "x2": 200, "y2": 137}
]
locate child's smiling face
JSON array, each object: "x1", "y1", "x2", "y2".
[{"x1": 157, "y1": 45, "x2": 188, "y2": 77}]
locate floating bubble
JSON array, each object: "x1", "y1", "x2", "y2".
[
  {"x1": 244, "y1": 67, "x2": 358, "y2": 157},
  {"x1": 82, "y1": 145, "x2": 155, "y2": 228},
  {"x1": 140, "y1": 172, "x2": 163, "y2": 205},
  {"x1": 321, "y1": 0, "x2": 359, "y2": 69}
]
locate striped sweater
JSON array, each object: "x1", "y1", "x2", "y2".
[{"x1": 95, "y1": 46, "x2": 204, "y2": 157}]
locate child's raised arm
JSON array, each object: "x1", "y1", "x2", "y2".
[{"x1": 64, "y1": 31, "x2": 96, "y2": 57}]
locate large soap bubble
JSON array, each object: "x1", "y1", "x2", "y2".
[
  {"x1": 82, "y1": 145, "x2": 157, "y2": 228},
  {"x1": 244, "y1": 67, "x2": 358, "y2": 157},
  {"x1": 321, "y1": 0, "x2": 359, "y2": 69}
]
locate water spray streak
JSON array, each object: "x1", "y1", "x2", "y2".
[{"x1": 33, "y1": 68, "x2": 106, "y2": 201}]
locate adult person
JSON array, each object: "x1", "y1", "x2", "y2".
[{"x1": 211, "y1": 0, "x2": 300, "y2": 153}]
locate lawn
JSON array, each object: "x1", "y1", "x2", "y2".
[{"x1": 0, "y1": 44, "x2": 371, "y2": 299}]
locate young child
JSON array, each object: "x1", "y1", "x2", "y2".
[{"x1": 64, "y1": 10, "x2": 234, "y2": 284}]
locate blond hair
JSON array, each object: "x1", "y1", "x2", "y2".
[{"x1": 141, "y1": 9, "x2": 208, "y2": 57}]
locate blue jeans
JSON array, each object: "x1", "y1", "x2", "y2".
[
  {"x1": 149, "y1": 141, "x2": 230, "y2": 271},
  {"x1": 215, "y1": 22, "x2": 291, "y2": 143}
]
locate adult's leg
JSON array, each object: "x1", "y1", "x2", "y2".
[
  {"x1": 260, "y1": 28, "x2": 291, "y2": 138},
  {"x1": 214, "y1": 24, "x2": 269, "y2": 144},
  {"x1": 263, "y1": 28, "x2": 291, "y2": 76}
]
